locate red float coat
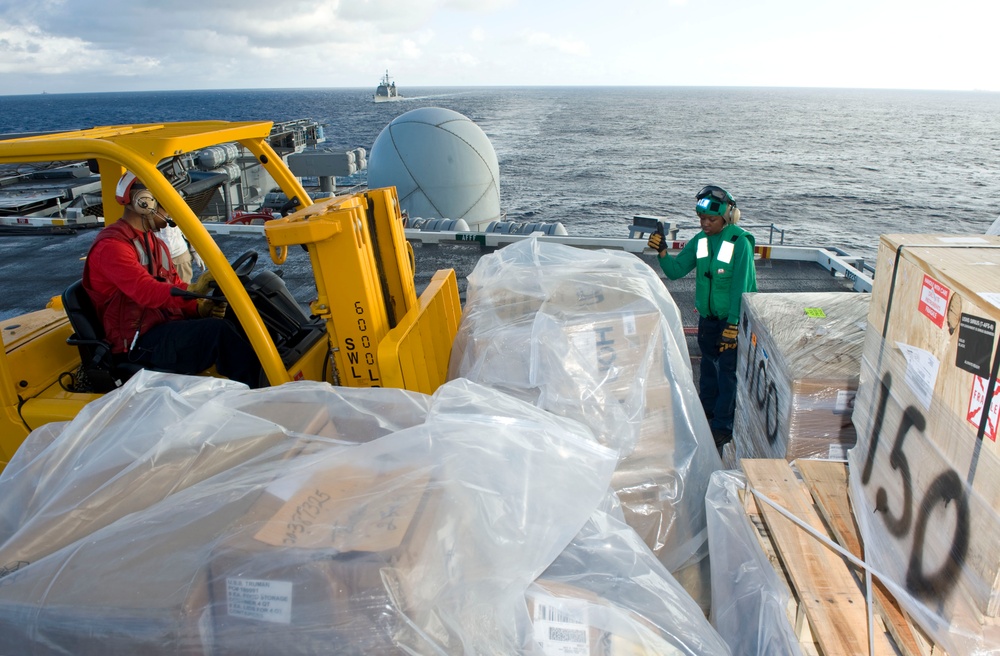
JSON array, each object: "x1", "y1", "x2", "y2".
[{"x1": 83, "y1": 220, "x2": 198, "y2": 354}]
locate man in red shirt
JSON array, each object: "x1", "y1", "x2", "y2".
[{"x1": 83, "y1": 172, "x2": 262, "y2": 387}]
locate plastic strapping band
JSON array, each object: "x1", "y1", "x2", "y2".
[
  {"x1": 968, "y1": 335, "x2": 1000, "y2": 483},
  {"x1": 977, "y1": 337, "x2": 1000, "y2": 441}
]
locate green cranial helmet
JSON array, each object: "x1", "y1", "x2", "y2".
[{"x1": 695, "y1": 185, "x2": 736, "y2": 217}]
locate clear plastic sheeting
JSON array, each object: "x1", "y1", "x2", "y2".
[
  {"x1": 849, "y1": 329, "x2": 1000, "y2": 654},
  {"x1": 848, "y1": 233, "x2": 1000, "y2": 654},
  {"x1": 705, "y1": 470, "x2": 804, "y2": 656},
  {"x1": 0, "y1": 371, "x2": 245, "y2": 558},
  {"x1": 734, "y1": 292, "x2": 869, "y2": 461},
  {"x1": 529, "y1": 494, "x2": 730, "y2": 655},
  {"x1": 449, "y1": 238, "x2": 721, "y2": 609},
  {"x1": 0, "y1": 372, "x2": 730, "y2": 655},
  {"x1": 0, "y1": 371, "x2": 430, "y2": 573}
]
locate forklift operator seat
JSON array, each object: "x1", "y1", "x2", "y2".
[{"x1": 62, "y1": 280, "x2": 144, "y2": 393}]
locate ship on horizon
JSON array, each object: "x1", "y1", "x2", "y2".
[{"x1": 373, "y1": 70, "x2": 401, "y2": 103}]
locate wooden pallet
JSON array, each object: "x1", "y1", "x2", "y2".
[{"x1": 741, "y1": 459, "x2": 944, "y2": 656}]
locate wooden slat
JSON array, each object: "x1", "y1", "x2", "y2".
[
  {"x1": 741, "y1": 489, "x2": 821, "y2": 655},
  {"x1": 797, "y1": 459, "x2": 942, "y2": 656},
  {"x1": 743, "y1": 459, "x2": 896, "y2": 656}
]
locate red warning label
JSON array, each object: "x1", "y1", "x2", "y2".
[
  {"x1": 917, "y1": 274, "x2": 950, "y2": 328},
  {"x1": 967, "y1": 375, "x2": 1000, "y2": 442}
]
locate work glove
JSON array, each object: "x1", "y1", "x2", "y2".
[
  {"x1": 197, "y1": 299, "x2": 228, "y2": 319},
  {"x1": 647, "y1": 232, "x2": 664, "y2": 253},
  {"x1": 718, "y1": 323, "x2": 738, "y2": 352},
  {"x1": 188, "y1": 270, "x2": 215, "y2": 296}
]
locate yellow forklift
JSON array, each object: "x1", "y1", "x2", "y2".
[{"x1": 0, "y1": 121, "x2": 461, "y2": 470}]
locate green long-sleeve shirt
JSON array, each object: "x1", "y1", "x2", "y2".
[{"x1": 656, "y1": 224, "x2": 757, "y2": 325}]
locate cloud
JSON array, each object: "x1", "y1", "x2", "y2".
[
  {"x1": 0, "y1": 0, "x2": 521, "y2": 91},
  {"x1": 1, "y1": 0, "x2": 995, "y2": 92},
  {"x1": 521, "y1": 31, "x2": 590, "y2": 57},
  {"x1": 0, "y1": 18, "x2": 159, "y2": 76},
  {"x1": 399, "y1": 38, "x2": 424, "y2": 60}
]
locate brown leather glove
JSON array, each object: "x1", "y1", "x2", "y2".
[
  {"x1": 647, "y1": 232, "x2": 664, "y2": 254},
  {"x1": 197, "y1": 299, "x2": 228, "y2": 319},
  {"x1": 718, "y1": 323, "x2": 738, "y2": 352}
]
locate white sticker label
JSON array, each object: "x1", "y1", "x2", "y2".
[
  {"x1": 570, "y1": 332, "x2": 598, "y2": 366},
  {"x1": 718, "y1": 240, "x2": 734, "y2": 264},
  {"x1": 696, "y1": 238, "x2": 708, "y2": 259},
  {"x1": 227, "y1": 578, "x2": 293, "y2": 624},
  {"x1": 532, "y1": 594, "x2": 590, "y2": 655},
  {"x1": 981, "y1": 292, "x2": 1000, "y2": 312},
  {"x1": 828, "y1": 443, "x2": 848, "y2": 460},
  {"x1": 896, "y1": 343, "x2": 940, "y2": 411},
  {"x1": 939, "y1": 237, "x2": 989, "y2": 244},
  {"x1": 835, "y1": 389, "x2": 856, "y2": 415},
  {"x1": 622, "y1": 312, "x2": 636, "y2": 336}
]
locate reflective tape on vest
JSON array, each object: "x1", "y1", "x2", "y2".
[
  {"x1": 696, "y1": 238, "x2": 708, "y2": 259},
  {"x1": 718, "y1": 240, "x2": 734, "y2": 264}
]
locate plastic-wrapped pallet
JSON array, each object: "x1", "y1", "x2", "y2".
[
  {"x1": 848, "y1": 234, "x2": 1000, "y2": 654},
  {"x1": 734, "y1": 292, "x2": 869, "y2": 461},
  {"x1": 705, "y1": 470, "x2": 804, "y2": 656},
  {"x1": 449, "y1": 238, "x2": 722, "y2": 610},
  {"x1": 529, "y1": 494, "x2": 730, "y2": 655},
  {"x1": 0, "y1": 372, "x2": 429, "y2": 570},
  {"x1": 0, "y1": 372, "x2": 730, "y2": 655}
]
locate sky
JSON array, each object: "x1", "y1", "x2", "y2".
[{"x1": 0, "y1": 0, "x2": 997, "y2": 95}]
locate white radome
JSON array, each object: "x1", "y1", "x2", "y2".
[{"x1": 368, "y1": 107, "x2": 501, "y2": 231}]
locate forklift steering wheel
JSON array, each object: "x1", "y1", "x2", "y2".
[{"x1": 231, "y1": 250, "x2": 259, "y2": 277}]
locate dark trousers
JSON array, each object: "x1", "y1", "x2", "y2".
[
  {"x1": 697, "y1": 317, "x2": 738, "y2": 439},
  {"x1": 128, "y1": 318, "x2": 263, "y2": 388}
]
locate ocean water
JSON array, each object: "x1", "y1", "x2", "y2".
[{"x1": 2, "y1": 86, "x2": 998, "y2": 259}]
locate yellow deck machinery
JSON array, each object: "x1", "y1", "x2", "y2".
[{"x1": 0, "y1": 121, "x2": 461, "y2": 470}]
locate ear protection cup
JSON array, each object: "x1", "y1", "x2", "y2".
[
  {"x1": 728, "y1": 206, "x2": 741, "y2": 225},
  {"x1": 130, "y1": 189, "x2": 157, "y2": 216},
  {"x1": 115, "y1": 171, "x2": 138, "y2": 205}
]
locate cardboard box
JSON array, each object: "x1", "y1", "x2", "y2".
[
  {"x1": 0, "y1": 486, "x2": 270, "y2": 656},
  {"x1": 455, "y1": 266, "x2": 717, "y2": 610},
  {"x1": 209, "y1": 463, "x2": 439, "y2": 654},
  {"x1": 0, "y1": 395, "x2": 409, "y2": 654},
  {"x1": 0, "y1": 404, "x2": 330, "y2": 574},
  {"x1": 735, "y1": 292, "x2": 869, "y2": 461},
  {"x1": 852, "y1": 233, "x2": 1000, "y2": 617},
  {"x1": 526, "y1": 579, "x2": 689, "y2": 655}
]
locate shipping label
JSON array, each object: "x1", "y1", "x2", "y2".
[
  {"x1": 917, "y1": 274, "x2": 950, "y2": 328},
  {"x1": 896, "y1": 342, "x2": 940, "y2": 411},
  {"x1": 955, "y1": 313, "x2": 996, "y2": 376},
  {"x1": 531, "y1": 593, "x2": 590, "y2": 655},
  {"x1": 834, "y1": 389, "x2": 856, "y2": 415},
  {"x1": 227, "y1": 578, "x2": 293, "y2": 624}
]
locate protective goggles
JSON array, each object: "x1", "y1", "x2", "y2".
[
  {"x1": 696, "y1": 185, "x2": 736, "y2": 207},
  {"x1": 696, "y1": 197, "x2": 728, "y2": 217}
]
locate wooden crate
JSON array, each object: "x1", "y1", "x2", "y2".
[
  {"x1": 741, "y1": 459, "x2": 942, "y2": 656},
  {"x1": 854, "y1": 234, "x2": 1000, "y2": 618}
]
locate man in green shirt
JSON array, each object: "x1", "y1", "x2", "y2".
[{"x1": 647, "y1": 186, "x2": 757, "y2": 453}]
